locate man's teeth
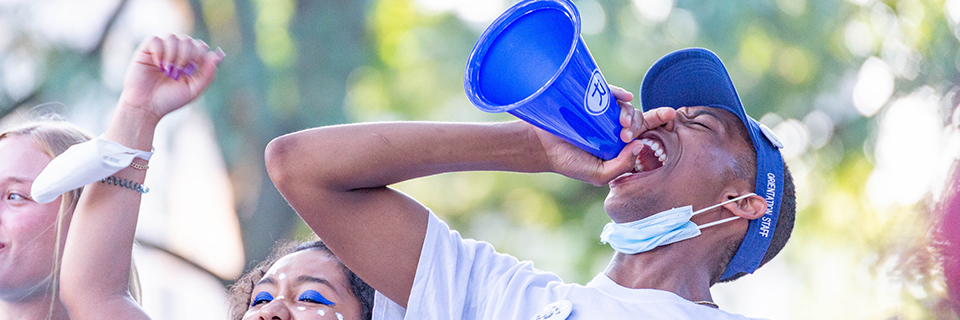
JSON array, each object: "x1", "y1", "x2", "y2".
[
  {"x1": 635, "y1": 138, "x2": 667, "y2": 172},
  {"x1": 640, "y1": 138, "x2": 667, "y2": 163}
]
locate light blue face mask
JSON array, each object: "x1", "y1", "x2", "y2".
[{"x1": 600, "y1": 193, "x2": 757, "y2": 254}]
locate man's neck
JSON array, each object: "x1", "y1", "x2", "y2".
[
  {"x1": 603, "y1": 246, "x2": 716, "y2": 303},
  {"x1": 0, "y1": 293, "x2": 68, "y2": 320}
]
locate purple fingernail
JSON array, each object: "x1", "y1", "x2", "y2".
[
  {"x1": 172, "y1": 68, "x2": 182, "y2": 81},
  {"x1": 183, "y1": 62, "x2": 197, "y2": 76},
  {"x1": 164, "y1": 64, "x2": 173, "y2": 78}
]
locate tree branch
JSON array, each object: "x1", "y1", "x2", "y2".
[
  {"x1": 135, "y1": 239, "x2": 234, "y2": 288},
  {"x1": 0, "y1": 0, "x2": 130, "y2": 119}
]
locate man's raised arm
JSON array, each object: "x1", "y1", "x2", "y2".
[
  {"x1": 264, "y1": 87, "x2": 671, "y2": 307},
  {"x1": 265, "y1": 121, "x2": 554, "y2": 306}
]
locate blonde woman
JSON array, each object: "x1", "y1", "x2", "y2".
[{"x1": 0, "y1": 120, "x2": 92, "y2": 319}]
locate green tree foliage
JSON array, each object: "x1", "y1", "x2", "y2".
[
  {"x1": 1, "y1": 0, "x2": 957, "y2": 318},
  {"x1": 350, "y1": 0, "x2": 959, "y2": 318}
]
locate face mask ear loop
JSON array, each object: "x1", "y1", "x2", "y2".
[
  {"x1": 690, "y1": 193, "x2": 757, "y2": 217},
  {"x1": 692, "y1": 193, "x2": 757, "y2": 230},
  {"x1": 697, "y1": 216, "x2": 740, "y2": 229}
]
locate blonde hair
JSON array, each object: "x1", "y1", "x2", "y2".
[{"x1": 0, "y1": 119, "x2": 142, "y2": 318}]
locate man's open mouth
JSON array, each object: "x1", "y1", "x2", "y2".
[{"x1": 635, "y1": 137, "x2": 667, "y2": 173}]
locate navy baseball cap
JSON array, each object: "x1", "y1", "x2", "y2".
[{"x1": 639, "y1": 48, "x2": 785, "y2": 280}]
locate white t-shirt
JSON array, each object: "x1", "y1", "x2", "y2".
[{"x1": 373, "y1": 211, "x2": 765, "y2": 320}]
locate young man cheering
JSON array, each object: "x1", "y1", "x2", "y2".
[{"x1": 266, "y1": 48, "x2": 796, "y2": 319}]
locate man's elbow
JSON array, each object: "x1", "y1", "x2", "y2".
[
  {"x1": 266, "y1": 131, "x2": 345, "y2": 199},
  {"x1": 265, "y1": 134, "x2": 298, "y2": 190}
]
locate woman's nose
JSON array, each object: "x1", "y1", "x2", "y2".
[{"x1": 258, "y1": 299, "x2": 292, "y2": 320}]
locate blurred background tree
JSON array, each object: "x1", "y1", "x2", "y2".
[{"x1": 1, "y1": 0, "x2": 958, "y2": 318}]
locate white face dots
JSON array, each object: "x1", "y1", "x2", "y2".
[{"x1": 254, "y1": 251, "x2": 354, "y2": 319}]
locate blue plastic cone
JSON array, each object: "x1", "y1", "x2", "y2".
[{"x1": 464, "y1": 0, "x2": 625, "y2": 160}]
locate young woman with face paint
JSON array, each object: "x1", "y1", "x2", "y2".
[
  {"x1": 50, "y1": 33, "x2": 373, "y2": 320},
  {"x1": 54, "y1": 34, "x2": 224, "y2": 319},
  {"x1": 227, "y1": 240, "x2": 374, "y2": 320},
  {"x1": 0, "y1": 121, "x2": 93, "y2": 320}
]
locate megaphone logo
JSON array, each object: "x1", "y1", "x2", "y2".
[{"x1": 585, "y1": 70, "x2": 610, "y2": 115}]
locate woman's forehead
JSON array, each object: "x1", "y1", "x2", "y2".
[
  {"x1": 264, "y1": 250, "x2": 342, "y2": 279},
  {"x1": 0, "y1": 135, "x2": 51, "y2": 179}
]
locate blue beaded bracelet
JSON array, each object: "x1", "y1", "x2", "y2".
[{"x1": 100, "y1": 176, "x2": 150, "y2": 194}]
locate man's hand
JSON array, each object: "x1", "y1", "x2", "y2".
[{"x1": 532, "y1": 85, "x2": 676, "y2": 186}]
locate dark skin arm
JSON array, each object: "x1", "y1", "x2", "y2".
[{"x1": 265, "y1": 88, "x2": 676, "y2": 307}]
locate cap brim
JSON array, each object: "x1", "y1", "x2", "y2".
[{"x1": 639, "y1": 48, "x2": 785, "y2": 280}]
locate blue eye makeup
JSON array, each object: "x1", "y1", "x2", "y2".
[
  {"x1": 251, "y1": 291, "x2": 274, "y2": 307},
  {"x1": 298, "y1": 290, "x2": 335, "y2": 306}
]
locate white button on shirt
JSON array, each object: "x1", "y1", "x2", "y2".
[{"x1": 373, "y1": 211, "x2": 766, "y2": 320}]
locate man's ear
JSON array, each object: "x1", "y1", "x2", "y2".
[{"x1": 721, "y1": 190, "x2": 767, "y2": 220}]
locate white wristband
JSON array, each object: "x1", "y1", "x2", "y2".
[{"x1": 31, "y1": 136, "x2": 154, "y2": 204}]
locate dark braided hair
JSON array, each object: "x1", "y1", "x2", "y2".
[{"x1": 227, "y1": 239, "x2": 375, "y2": 320}]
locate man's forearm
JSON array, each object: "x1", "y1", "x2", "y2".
[{"x1": 266, "y1": 120, "x2": 550, "y2": 193}]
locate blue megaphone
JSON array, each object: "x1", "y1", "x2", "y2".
[{"x1": 464, "y1": 0, "x2": 625, "y2": 160}]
